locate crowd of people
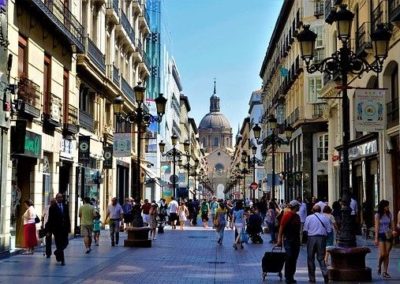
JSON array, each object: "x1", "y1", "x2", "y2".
[{"x1": 19, "y1": 192, "x2": 400, "y2": 281}]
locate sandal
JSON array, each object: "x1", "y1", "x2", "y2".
[
  {"x1": 377, "y1": 267, "x2": 381, "y2": 276},
  {"x1": 382, "y1": 272, "x2": 391, "y2": 278}
]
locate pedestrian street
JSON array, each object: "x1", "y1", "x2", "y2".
[{"x1": 0, "y1": 225, "x2": 399, "y2": 284}]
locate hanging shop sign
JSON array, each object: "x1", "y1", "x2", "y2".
[
  {"x1": 354, "y1": 88, "x2": 386, "y2": 132},
  {"x1": 60, "y1": 138, "x2": 73, "y2": 160},
  {"x1": 11, "y1": 120, "x2": 41, "y2": 158},
  {"x1": 103, "y1": 146, "x2": 113, "y2": 169},
  {"x1": 78, "y1": 136, "x2": 91, "y2": 163},
  {"x1": 113, "y1": 133, "x2": 131, "y2": 157}
]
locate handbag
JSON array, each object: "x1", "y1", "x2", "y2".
[
  {"x1": 240, "y1": 228, "x2": 249, "y2": 243},
  {"x1": 385, "y1": 229, "x2": 393, "y2": 239},
  {"x1": 35, "y1": 215, "x2": 41, "y2": 224}
]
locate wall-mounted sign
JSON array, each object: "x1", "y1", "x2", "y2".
[
  {"x1": 103, "y1": 146, "x2": 113, "y2": 169},
  {"x1": 60, "y1": 138, "x2": 73, "y2": 159},
  {"x1": 78, "y1": 136, "x2": 91, "y2": 163},
  {"x1": 11, "y1": 120, "x2": 42, "y2": 158}
]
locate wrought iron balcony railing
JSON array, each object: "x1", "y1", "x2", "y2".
[
  {"x1": 371, "y1": 1, "x2": 385, "y2": 33},
  {"x1": 63, "y1": 104, "x2": 79, "y2": 135},
  {"x1": 79, "y1": 109, "x2": 94, "y2": 132},
  {"x1": 120, "y1": 11, "x2": 135, "y2": 44},
  {"x1": 121, "y1": 76, "x2": 134, "y2": 103},
  {"x1": 356, "y1": 22, "x2": 372, "y2": 56},
  {"x1": 17, "y1": 76, "x2": 41, "y2": 118},
  {"x1": 23, "y1": 0, "x2": 85, "y2": 52},
  {"x1": 86, "y1": 37, "x2": 106, "y2": 74},
  {"x1": 389, "y1": 0, "x2": 400, "y2": 22},
  {"x1": 106, "y1": 64, "x2": 120, "y2": 87}
]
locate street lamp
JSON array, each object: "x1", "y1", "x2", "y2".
[
  {"x1": 297, "y1": 4, "x2": 391, "y2": 281},
  {"x1": 113, "y1": 82, "x2": 167, "y2": 199},
  {"x1": 253, "y1": 116, "x2": 293, "y2": 201},
  {"x1": 159, "y1": 135, "x2": 189, "y2": 199},
  {"x1": 297, "y1": 5, "x2": 391, "y2": 249}
]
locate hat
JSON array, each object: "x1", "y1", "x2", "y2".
[{"x1": 289, "y1": 200, "x2": 300, "y2": 208}]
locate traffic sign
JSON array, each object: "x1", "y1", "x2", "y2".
[{"x1": 249, "y1": 182, "x2": 258, "y2": 190}]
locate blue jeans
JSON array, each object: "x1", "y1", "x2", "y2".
[
  {"x1": 284, "y1": 239, "x2": 300, "y2": 282},
  {"x1": 217, "y1": 223, "x2": 226, "y2": 242}
]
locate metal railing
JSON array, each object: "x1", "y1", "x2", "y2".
[
  {"x1": 17, "y1": 77, "x2": 41, "y2": 108},
  {"x1": 371, "y1": 1, "x2": 385, "y2": 33},
  {"x1": 121, "y1": 76, "x2": 134, "y2": 103},
  {"x1": 79, "y1": 109, "x2": 94, "y2": 132},
  {"x1": 65, "y1": 104, "x2": 78, "y2": 125},
  {"x1": 113, "y1": 65, "x2": 120, "y2": 86},
  {"x1": 42, "y1": 0, "x2": 84, "y2": 50},
  {"x1": 120, "y1": 11, "x2": 135, "y2": 44},
  {"x1": 87, "y1": 37, "x2": 106, "y2": 74},
  {"x1": 389, "y1": 0, "x2": 400, "y2": 21},
  {"x1": 312, "y1": 103, "x2": 327, "y2": 118}
]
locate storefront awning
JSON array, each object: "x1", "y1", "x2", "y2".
[{"x1": 140, "y1": 164, "x2": 159, "y2": 179}]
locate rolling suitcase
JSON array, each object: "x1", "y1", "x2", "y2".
[{"x1": 261, "y1": 246, "x2": 286, "y2": 281}]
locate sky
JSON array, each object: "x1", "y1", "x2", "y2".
[{"x1": 163, "y1": 0, "x2": 284, "y2": 133}]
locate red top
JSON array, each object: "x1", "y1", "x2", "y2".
[
  {"x1": 141, "y1": 203, "x2": 152, "y2": 214},
  {"x1": 280, "y1": 211, "x2": 296, "y2": 228}
]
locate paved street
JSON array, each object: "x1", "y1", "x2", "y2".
[{"x1": 0, "y1": 225, "x2": 399, "y2": 284}]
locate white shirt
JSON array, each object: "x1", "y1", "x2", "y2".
[
  {"x1": 297, "y1": 202, "x2": 307, "y2": 223},
  {"x1": 304, "y1": 213, "x2": 332, "y2": 236},
  {"x1": 350, "y1": 198, "x2": 358, "y2": 216},
  {"x1": 168, "y1": 200, "x2": 179, "y2": 213},
  {"x1": 107, "y1": 203, "x2": 123, "y2": 219}
]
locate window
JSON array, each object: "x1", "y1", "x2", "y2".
[
  {"x1": 314, "y1": 0, "x2": 324, "y2": 16},
  {"x1": 79, "y1": 85, "x2": 93, "y2": 114},
  {"x1": 18, "y1": 35, "x2": 28, "y2": 77},
  {"x1": 213, "y1": 137, "x2": 219, "y2": 147},
  {"x1": 43, "y1": 54, "x2": 51, "y2": 114},
  {"x1": 317, "y1": 134, "x2": 328, "y2": 161},
  {"x1": 308, "y1": 77, "x2": 323, "y2": 103},
  {"x1": 313, "y1": 48, "x2": 325, "y2": 64},
  {"x1": 312, "y1": 26, "x2": 324, "y2": 48}
]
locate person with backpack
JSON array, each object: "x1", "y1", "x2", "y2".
[
  {"x1": 214, "y1": 202, "x2": 227, "y2": 245},
  {"x1": 277, "y1": 200, "x2": 301, "y2": 284},
  {"x1": 201, "y1": 199, "x2": 210, "y2": 228}
]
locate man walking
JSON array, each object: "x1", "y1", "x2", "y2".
[
  {"x1": 168, "y1": 197, "x2": 179, "y2": 229},
  {"x1": 105, "y1": 197, "x2": 124, "y2": 246},
  {"x1": 79, "y1": 197, "x2": 96, "y2": 253},
  {"x1": 277, "y1": 200, "x2": 301, "y2": 284},
  {"x1": 297, "y1": 196, "x2": 307, "y2": 243},
  {"x1": 46, "y1": 193, "x2": 71, "y2": 266},
  {"x1": 304, "y1": 205, "x2": 332, "y2": 283},
  {"x1": 210, "y1": 197, "x2": 219, "y2": 227}
]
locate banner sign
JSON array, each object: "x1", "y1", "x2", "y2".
[
  {"x1": 78, "y1": 136, "x2": 90, "y2": 163},
  {"x1": 103, "y1": 146, "x2": 113, "y2": 169},
  {"x1": 113, "y1": 133, "x2": 131, "y2": 157},
  {"x1": 354, "y1": 89, "x2": 386, "y2": 132}
]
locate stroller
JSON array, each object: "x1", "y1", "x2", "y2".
[{"x1": 246, "y1": 212, "x2": 264, "y2": 244}]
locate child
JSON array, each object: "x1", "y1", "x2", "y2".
[{"x1": 93, "y1": 212, "x2": 102, "y2": 246}]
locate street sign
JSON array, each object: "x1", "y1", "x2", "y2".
[{"x1": 249, "y1": 182, "x2": 258, "y2": 190}]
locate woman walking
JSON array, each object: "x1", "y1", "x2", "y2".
[
  {"x1": 214, "y1": 202, "x2": 227, "y2": 245},
  {"x1": 201, "y1": 199, "x2": 210, "y2": 228},
  {"x1": 374, "y1": 200, "x2": 397, "y2": 278},
  {"x1": 232, "y1": 201, "x2": 245, "y2": 250},
  {"x1": 178, "y1": 201, "x2": 189, "y2": 230},
  {"x1": 148, "y1": 202, "x2": 158, "y2": 240},
  {"x1": 266, "y1": 201, "x2": 278, "y2": 244},
  {"x1": 22, "y1": 199, "x2": 38, "y2": 254}
]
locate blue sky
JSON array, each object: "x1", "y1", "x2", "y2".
[{"x1": 163, "y1": 0, "x2": 283, "y2": 133}]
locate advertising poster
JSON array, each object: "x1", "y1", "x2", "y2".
[
  {"x1": 354, "y1": 89, "x2": 386, "y2": 132},
  {"x1": 113, "y1": 133, "x2": 131, "y2": 157}
]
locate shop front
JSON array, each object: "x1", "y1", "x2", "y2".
[{"x1": 10, "y1": 121, "x2": 41, "y2": 248}]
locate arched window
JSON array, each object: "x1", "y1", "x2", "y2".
[{"x1": 213, "y1": 137, "x2": 219, "y2": 147}]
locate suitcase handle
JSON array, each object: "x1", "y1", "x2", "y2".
[{"x1": 272, "y1": 245, "x2": 283, "y2": 251}]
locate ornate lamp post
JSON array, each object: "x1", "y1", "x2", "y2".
[
  {"x1": 297, "y1": 4, "x2": 391, "y2": 281},
  {"x1": 159, "y1": 136, "x2": 190, "y2": 199},
  {"x1": 113, "y1": 83, "x2": 167, "y2": 199}
]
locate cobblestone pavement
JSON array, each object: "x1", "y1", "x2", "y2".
[{"x1": 0, "y1": 224, "x2": 399, "y2": 284}]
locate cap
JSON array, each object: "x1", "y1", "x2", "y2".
[{"x1": 289, "y1": 200, "x2": 300, "y2": 208}]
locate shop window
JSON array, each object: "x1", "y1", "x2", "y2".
[{"x1": 317, "y1": 134, "x2": 329, "y2": 161}]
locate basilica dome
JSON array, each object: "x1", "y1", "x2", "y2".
[{"x1": 199, "y1": 112, "x2": 231, "y2": 129}]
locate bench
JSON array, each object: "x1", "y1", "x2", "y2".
[{"x1": 124, "y1": 227, "x2": 152, "y2": 248}]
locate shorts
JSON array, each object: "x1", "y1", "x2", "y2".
[
  {"x1": 169, "y1": 213, "x2": 178, "y2": 223},
  {"x1": 81, "y1": 224, "x2": 93, "y2": 238},
  {"x1": 378, "y1": 232, "x2": 392, "y2": 242},
  {"x1": 201, "y1": 213, "x2": 209, "y2": 221}
]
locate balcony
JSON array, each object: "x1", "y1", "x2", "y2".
[
  {"x1": 85, "y1": 37, "x2": 106, "y2": 74},
  {"x1": 43, "y1": 93, "x2": 62, "y2": 128},
  {"x1": 121, "y1": 77, "x2": 135, "y2": 104},
  {"x1": 63, "y1": 105, "x2": 79, "y2": 135},
  {"x1": 106, "y1": 64, "x2": 120, "y2": 87},
  {"x1": 387, "y1": 98, "x2": 399, "y2": 129},
  {"x1": 371, "y1": 1, "x2": 385, "y2": 34},
  {"x1": 106, "y1": 0, "x2": 119, "y2": 24},
  {"x1": 79, "y1": 109, "x2": 94, "y2": 132},
  {"x1": 19, "y1": 0, "x2": 84, "y2": 52},
  {"x1": 133, "y1": 39, "x2": 144, "y2": 62},
  {"x1": 389, "y1": 0, "x2": 400, "y2": 22},
  {"x1": 356, "y1": 22, "x2": 372, "y2": 57},
  {"x1": 325, "y1": 0, "x2": 336, "y2": 24},
  {"x1": 16, "y1": 77, "x2": 41, "y2": 118},
  {"x1": 120, "y1": 11, "x2": 135, "y2": 45},
  {"x1": 139, "y1": 7, "x2": 151, "y2": 34},
  {"x1": 312, "y1": 103, "x2": 327, "y2": 118}
]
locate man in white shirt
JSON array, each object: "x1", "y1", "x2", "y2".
[
  {"x1": 105, "y1": 197, "x2": 124, "y2": 246},
  {"x1": 304, "y1": 205, "x2": 332, "y2": 283},
  {"x1": 297, "y1": 197, "x2": 307, "y2": 243},
  {"x1": 168, "y1": 197, "x2": 179, "y2": 229}
]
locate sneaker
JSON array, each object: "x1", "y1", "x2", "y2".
[
  {"x1": 86, "y1": 248, "x2": 91, "y2": 254},
  {"x1": 111, "y1": 242, "x2": 115, "y2": 247}
]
